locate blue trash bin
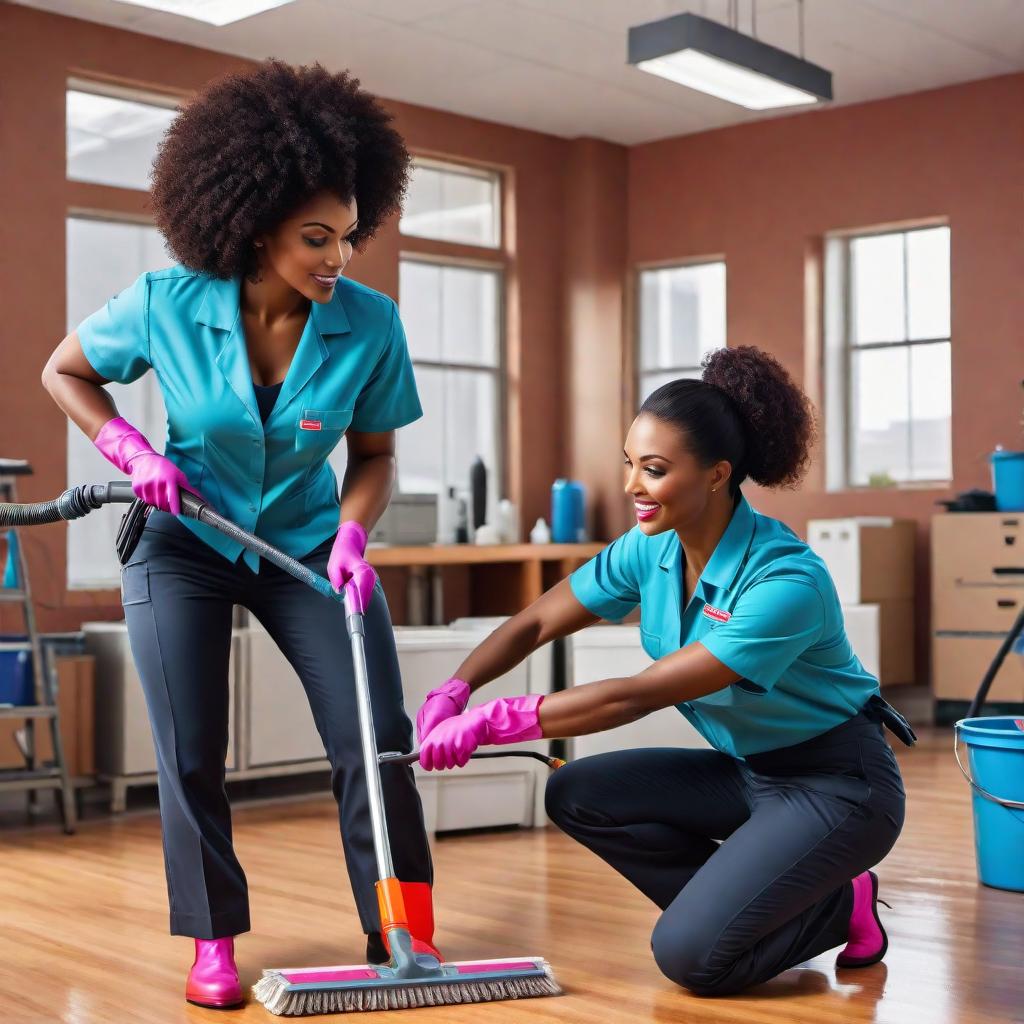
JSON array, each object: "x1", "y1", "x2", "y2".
[{"x1": 0, "y1": 634, "x2": 34, "y2": 706}]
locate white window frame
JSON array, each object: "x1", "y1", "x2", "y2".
[
  {"x1": 396, "y1": 252, "x2": 507, "y2": 517},
  {"x1": 66, "y1": 76, "x2": 181, "y2": 192},
  {"x1": 634, "y1": 258, "x2": 727, "y2": 409},
  {"x1": 64, "y1": 76, "x2": 182, "y2": 589},
  {"x1": 824, "y1": 222, "x2": 952, "y2": 491},
  {"x1": 400, "y1": 156, "x2": 502, "y2": 250}
]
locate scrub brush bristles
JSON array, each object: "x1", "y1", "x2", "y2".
[{"x1": 254, "y1": 960, "x2": 561, "y2": 1016}]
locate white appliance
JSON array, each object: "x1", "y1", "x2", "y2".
[
  {"x1": 84, "y1": 621, "x2": 242, "y2": 811},
  {"x1": 394, "y1": 622, "x2": 554, "y2": 835},
  {"x1": 567, "y1": 625, "x2": 708, "y2": 758}
]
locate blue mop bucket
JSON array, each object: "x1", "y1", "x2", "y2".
[{"x1": 955, "y1": 716, "x2": 1024, "y2": 891}]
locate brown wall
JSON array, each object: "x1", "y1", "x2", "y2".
[
  {"x1": 621, "y1": 73, "x2": 1024, "y2": 679},
  {"x1": 0, "y1": 4, "x2": 574, "y2": 630},
  {"x1": 3, "y1": 4, "x2": 1022, "y2": 679}
]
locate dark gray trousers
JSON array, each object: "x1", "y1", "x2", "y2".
[
  {"x1": 121, "y1": 512, "x2": 432, "y2": 940},
  {"x1": 544, "y1": 711, "x2": 906, "y2": 996}
]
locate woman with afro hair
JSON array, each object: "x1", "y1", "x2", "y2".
[
  {"x1": 42, "y1": 61, "x2": 438, "y2": 1008},
  {"x1": 412, "y1": 346, "x2": 915, "y2": 997}
]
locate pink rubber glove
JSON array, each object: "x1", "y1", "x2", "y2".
[
  {"x1": 328, "y1": 520, "x2": 378, "y2": 613},
  {"x1": 93, "y1": 416, "x2": 200, "y2": 515},
  {"x1": 418, "y1": 694, "x2": 544, "y2": 771},
  {"x1": 416, "y1": 678, "x2": 471, "y2": 744}
]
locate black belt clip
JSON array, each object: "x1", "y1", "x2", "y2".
[
  {"x1": 115, "y1": 497, "x2": 152, "y2": 565},
  {"x1": 864, "y1": 694, "x2": 917, "y2": 747}
]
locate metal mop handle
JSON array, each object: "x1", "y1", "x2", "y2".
[{"x1": 342, "y1": 588, "x2": 396, "y2": 882}]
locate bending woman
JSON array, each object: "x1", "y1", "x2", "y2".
[
  {"x1": 43, "y1": 61, "x2": 436, "y2": 1009},
  {"x1": 414, "y1": 346, "x2": 913, "y2": 997}
]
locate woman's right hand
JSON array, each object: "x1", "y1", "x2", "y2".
[
  {"x1": 92, "y1": 415, "x2": 201, "y2": 515},
  {"x1": 416, "y1": 678, "x2": 471, "y2": 744},
  {"x1": 126, "y1": 452, "x2": 201, "y2": 516}
]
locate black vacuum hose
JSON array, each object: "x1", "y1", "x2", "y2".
[{"x1": 0, "y1": 481, "x2": 135, "y2": 527}]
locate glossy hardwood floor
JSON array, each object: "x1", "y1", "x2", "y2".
[{"x1": 1, "y1": 729, "x2": 1022, "y2": 1024}]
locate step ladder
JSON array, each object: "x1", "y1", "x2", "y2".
[{"x1": 0, "y1": 459, "x2": 77, "y2": 833}]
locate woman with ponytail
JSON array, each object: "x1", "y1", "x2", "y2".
[{"x1": 413, "y1": 345, "x2": 913, "y2": 996}]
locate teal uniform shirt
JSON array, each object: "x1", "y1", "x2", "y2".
[
  {"x1": 569, "y1": 494, "x2": 881, "y2": 757},
  {"x1": 78, "y1": 266, "x2": 422, "y2": 571}
]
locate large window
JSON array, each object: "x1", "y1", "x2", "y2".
[
  {"x1": 400, "y1": 159, "x2": 500, "y2": 249},
  {"x1": 66, "y1": 82, "x2": 178, "y2": 191},
  {"x1": 66, "y1": 218, "x2": 172, "y2": 588},
  {"x1": 65, "y1": 80, "x2": 179, "y2": 588},
  {"x1": 825, "y1": 225, "x2": 951, "y2": 488},
  {"x1": 636, "y1": 260, "x2": 726, "y2": 406},
  {"x1": 396, "y1": 160, "x2": 505, "y2": 542}
]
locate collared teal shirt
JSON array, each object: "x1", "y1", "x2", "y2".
[
  {"x1": 569, "y1": 494, "x2": 880, "y2": 757},
  {"x1": 78, "y1": 265, "x2": 422, "y2": 571}
]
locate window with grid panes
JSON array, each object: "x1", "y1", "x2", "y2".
[{"x1": 637, "y1": 261, "x2": 726, "y2": 407}]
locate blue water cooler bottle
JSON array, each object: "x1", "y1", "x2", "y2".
[{"x1": 551, "y1": 480, "x2": 586, "y2": 543}]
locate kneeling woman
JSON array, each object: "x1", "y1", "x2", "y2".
[{"x1": 414, "y1": 346, "x2": 913, "y2": 997}]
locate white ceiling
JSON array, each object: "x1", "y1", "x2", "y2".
[{"x1": 13, "y1": 0, "x2": 1024, "y2": 144}]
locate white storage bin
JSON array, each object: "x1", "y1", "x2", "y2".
[
  {"x1": 394, "y1": 625, "x2": 554, "y2": 834},
  {"x1": 840, "y1": 605, "x2": 880, "y2": 680},
  {"x1": 568, "y1": 625, "x2": 708, "y2": 759},
  {"x1": 84, "y1": 620, "x2": 240, "y2": 775}
]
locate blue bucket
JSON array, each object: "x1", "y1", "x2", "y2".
[
  {"x1": 990, "y1": 450, "x2": 1024, "y2": 511},
  {"x1": 955, "y1": 716, "x2": 1024, "y2": 891}
]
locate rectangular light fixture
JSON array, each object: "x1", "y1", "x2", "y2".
[
  {"x1": 109, "y1": 0, "x2": 295, "y2": 26},
  {"x1": 628, "y1": 12, "x2": 832, "y2": 110}
]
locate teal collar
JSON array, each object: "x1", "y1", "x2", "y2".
[
  {"x1": 658, "y1": 492, "x2": 756, "y2": 598},
  {"x1": 195, "y1": 275, "x2": 352, "y2": 427},
  {"x1": 194, "y1": 274, "x2": 352, "y2": 337}
]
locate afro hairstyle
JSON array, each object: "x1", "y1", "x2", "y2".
[{"x1": 150, "y1": 60, "x2": 409, "y2": 279}]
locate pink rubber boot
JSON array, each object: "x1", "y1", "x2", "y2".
[
  {"x1": 186, "y1": 937, "x2": 244, "y2": 1009},
  {"x1": 836, "y1": 870, "x2": 890, "y2": 968}
]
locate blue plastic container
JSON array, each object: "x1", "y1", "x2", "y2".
[
  {"x1": 0, "y1": 634, "x2": 33, "y2": 707},
  {"x1": 551, "y1": 480, "x2": 586, "y2": 543},
  {"x1": 990, "y1": 450, "x2": 1024, "y2": 511},
  {"x1": 955, "y1": 716, "x2": 1024, "y2": 891}
]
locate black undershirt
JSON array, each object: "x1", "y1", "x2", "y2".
[{"x1": 254, "y1": 380, "x2": 283, "y2": 425}]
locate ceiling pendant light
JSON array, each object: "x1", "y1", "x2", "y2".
[
  {"x1": 109, "y1": 0, "x2": 295, "y2": 26},
  {"x1": 628, "y1": 0, "x2": 832, "y2": 111}
]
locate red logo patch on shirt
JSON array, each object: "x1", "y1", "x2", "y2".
[
  {"x1": 299, "y1": 419, "x2": 322, "y2": 431},
  {"x1": 702, "y1": 604, "x2": 731, "y2": 623}
]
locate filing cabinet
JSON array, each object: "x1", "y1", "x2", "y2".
[{"x1": 931, "y1": 513, "x2": 1024, "y2": 704}]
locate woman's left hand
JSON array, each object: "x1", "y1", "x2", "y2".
[
  {"x1": 418, "y1": 693, "x2": 544, "y2": 771},
  {"x1": 328, "y1": 520, "x2": 378, "y2": 612}
]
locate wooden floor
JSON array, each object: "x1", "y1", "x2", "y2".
[{"x1": 2, "y1": 729, "x2": 1022, "y2": 1024}]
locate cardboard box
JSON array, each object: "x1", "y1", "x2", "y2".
[
  {"x1": 0, "y1": 654, "x2": 96, "y2": 777},
  {"x1": 807, "y1": 518, "x2": 916, "y2": 604},
  {"x1": 932, "y1": 512, "x2": 1024, "y2": 587},
  {"x1": 842, "y1": 601, "x2": 915, "y2": 686},
  {"x1": 932, "y1": 634, "x2": 1024, "y2": 702}
]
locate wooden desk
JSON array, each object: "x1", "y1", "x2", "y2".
[{"x1": 366, "y1": 543, "x2": 605, "y2": 624}]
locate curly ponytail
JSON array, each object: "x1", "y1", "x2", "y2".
[{"x1": 639, "y1": 346, "x2": 816, "y2": 494}]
